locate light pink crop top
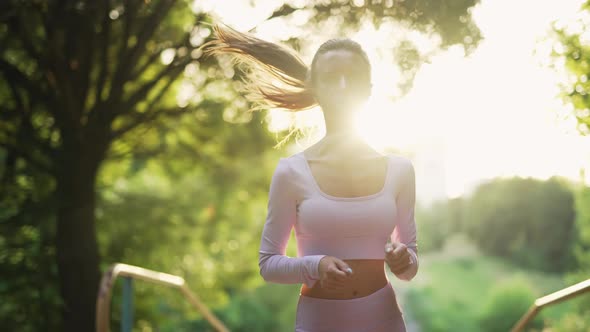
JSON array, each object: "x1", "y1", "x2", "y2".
[{"x1": 258, "y1": 151, "x2": 418, "y2": 288}]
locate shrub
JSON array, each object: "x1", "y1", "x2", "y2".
[{"x1": 478, "y1": 277, "x2": 542, "y2": 332}]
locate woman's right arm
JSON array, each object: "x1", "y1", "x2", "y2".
[{"x1": 258, "y1": 158, "x2": 326, "y2": 288}]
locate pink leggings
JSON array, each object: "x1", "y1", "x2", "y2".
[{"x1": 295, "y1": 281, "x2": 406, "y2": 332}]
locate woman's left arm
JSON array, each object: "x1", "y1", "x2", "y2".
[{"x1": 389, "y1": 159, "x2": 419, "y2": 281}]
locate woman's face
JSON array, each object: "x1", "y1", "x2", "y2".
[{"x1": 312, "y1": 49, "x2": 371, "y2": 111}]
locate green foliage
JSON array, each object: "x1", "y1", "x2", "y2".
[
  {"x1": 183, "y1": 283, "x2": 301, "y2": 332},
  {"x1": 477, "y1": 277, "x2": 541, "y2": 332},
  {"x1": 272, "y1": 0, "x2": 482, "y2": 94},
  {"x1": 554, "y1": 184, "x2": 590, "y2": 329},
  {"x1": 405, "y1": 176, "x2": 588, "y2": 332},
  {"x1": 550, "y1": 4, "x2": 590, "y2": 327},
  {"x1": 273, "y1": 0, "x2": 482, "y2": 45},
  {"x1": 0, "y1": 165, "x2": 61, "y2": 330},
  {"x1": 0, "y1": 0, "x2": 224, "y2": 329},
  {"x1": 464, "y1": 177, "x2": 576, "y2": 272},
  {"x1": 553, "y1": 7, "x2": 590, "y2": 136},
  {"x1": 415, "y1": 197, "x2": 465, "y2": 252},
  {"x1": 96, "y1": 111, "x2": 283, "y2": 329},
  {"x1": 406, "y1": 285, "x2": 478, "y2": 332},
  {"x1": 548, "y1": 311, "x2": 590, "y2": 332},
  {"x1": 416, "y1": 176, "x2": 577, "y2": 272},
  {"x1": 570, "y1": 184, "x2": 590, "y2": 275},
  {"x1": 401, "y1": 246, "x2": 570, "y2": 332}
]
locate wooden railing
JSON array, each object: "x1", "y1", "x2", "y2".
[
  {"x1": 96, "y1": 263, "x2": 230, "y2": 332},
  {"x1": 95, "y1": 264, "x2": 586, "y2": 332},
  {"x1": 511, "y1": 278, "x2": 590, "y2": 332}
]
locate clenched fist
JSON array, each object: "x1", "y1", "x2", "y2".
[
  {"x1": 318, "y1": 256, "x2": 354, "y2": 290},
  {"x1": 384, "y1": 240, "x2": 413, "y2": 275}
]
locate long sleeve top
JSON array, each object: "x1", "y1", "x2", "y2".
[{"x1": 258, "y1": 152, "x2": 418, "y2": 288}]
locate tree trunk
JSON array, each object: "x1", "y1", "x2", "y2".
[{"x1": 55, "y1": 147, "x2": 102, "y2": 332}]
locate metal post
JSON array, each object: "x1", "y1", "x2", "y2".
[
  {"x1": 96, "y1": 263, "x2": 230, "y2": 332},
  {"x1": 121, "y1": 277, "x2": 133, "y2": 332}
]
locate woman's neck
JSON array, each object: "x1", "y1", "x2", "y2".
[
  {"x1": 323, "y1": 109, "x2": 357, "y2": 134},
  {"x1": 307, "y1": 131, "x2": 377, "y2": 161},
  {"x1": 311, "y1": 108, "x2": 380, "y2": 159}
]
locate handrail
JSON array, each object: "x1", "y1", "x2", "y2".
[
  {"x1": 511, "y1": 278, "x2": 590, "y2": 332},
  {"x1": 96, "y1": 263, "x2": 230, "y2": 332}
]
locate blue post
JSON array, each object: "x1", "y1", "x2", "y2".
[{"x1": 121, "y1": 277, "x2": 133, "y2": 332}]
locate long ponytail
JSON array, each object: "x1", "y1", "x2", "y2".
[{"x1": 201, "y1": 24, "x2": 317, "y2": 112}]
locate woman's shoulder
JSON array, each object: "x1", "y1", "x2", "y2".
[
  {"x1": 278, "y1": 151, "x2": 306, "y2": 165},
  {"x1": 386, "y1": 153, "x2": 413, "y2": 166},
  {"x1": 386, "y1": 153, "x2": 415, "y2": 179},
  {"x1": 273, "y1": 152, "x2": 304, "y2": 175}
]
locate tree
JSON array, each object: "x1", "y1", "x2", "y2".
[
  {"x1": 464, "y1": 177, "x2": 576, "y2": 272},
  {"x1": 268, "y1": 0, "x2": 482, "y2": 93},
  {"x1": 0, "y1": 1, "x2": 218, "y2": 330}
]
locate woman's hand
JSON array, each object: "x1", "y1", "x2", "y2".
[
  {"x1": 385, "y1": 241, "x2": 413, "y2": 275},
  {"x1": 318, "y1": 256, "x2": 354, "y2": 290}
]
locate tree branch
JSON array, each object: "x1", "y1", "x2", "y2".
[
  {"x1": 0, "y1": 148, "x2": 17, "y2": 186},
  {"x1": 129, "y1": 48, "x2": 165, "y2": 82},
  {"x1": 94, "y1": 0, "x2": 112, "y2": 105},
  {"x1": 125, "y1": 0, "x2": 177, "y2": 69},
  {"x1": 0, "y1": 58, "x2": 69, "y2": 134},
  {"x1": 9, "y1": 12, "x2": 42, "y2": 63},
  {"x1": 108, "y1": 0, "x2": 177, "y2": 103},
  {"x1": 118, "y1": 0, "x2": 139, "y2": 65},
  {"x1": 0, "y1": 2, "x2": 17, "y2": 23},
  {"x1": 110, "y1": 105, "x2": 188, "y2": 140},
  {"x1": 128, "y1": 34, "x2": 189, "y2": 83},
  {"x1": 8, "y1": 83, "x2": 58, "y2": 159},
  {"x1": 267, "y1": 3, "x2": 299, "y2": 21},
  {"x1": 0, "y1": 58, "x2": 47, "y2": 102},
  {"x1": 76, "y1": 2, "x2": 100, "y2": 115},
  {"x1": 106, "y1": 142, "x2": 168, "y2": 161},
  {"x1": 0, "y1": 141, "x2": 55, "y2": 175},
  {"x1": 114, "y1": 55, "x2": 189, "y2": 120}
]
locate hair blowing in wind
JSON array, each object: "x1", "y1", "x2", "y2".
[{"x1": 200, "y1": 24, "x2": 317, "y2": 112}]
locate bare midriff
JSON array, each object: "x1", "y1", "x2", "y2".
[{"x1": 300, "y1": 259, "x2": 388, "y2": 299}]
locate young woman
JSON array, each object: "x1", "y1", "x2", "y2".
[{"x1": 203, "y1": 24, "x2": 418, "y2": 332}]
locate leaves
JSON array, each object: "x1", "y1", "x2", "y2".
[{"x1": 553, "y1": 8, "x2": 590, "y2": 135}]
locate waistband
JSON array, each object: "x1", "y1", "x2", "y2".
[
  {"x1": 298, "y1": 281, "x2": 394, "y2": 304},
  {"x1": 295, "y1": 281, "x2": 405, "y2": 331}
]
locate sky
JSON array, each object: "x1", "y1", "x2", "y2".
[{"x1": 198, "y1": 0, "x2": 590, "y2": 203}]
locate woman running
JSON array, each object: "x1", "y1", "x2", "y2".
[{"x1": 203, "y1": 24, "x2": 418, "y2": 332}]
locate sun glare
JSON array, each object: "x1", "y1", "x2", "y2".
[
  {"x1": 210, "y1": 0, "x2": 590, "y2": 202},
  {"x1": 341, "y1": 23, "x2": 437, "y2": 153}
]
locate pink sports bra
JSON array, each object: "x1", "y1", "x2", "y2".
[{"x1": 258, "y1": 152, "x2": 418, "y2": 288}]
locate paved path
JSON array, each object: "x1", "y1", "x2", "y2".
[
  {"x1": 387, "y1": 270, "x2": 421, "y2": 332},
  {"x1": 394, "y1": 284, "x2": 421, "y2": 332}
]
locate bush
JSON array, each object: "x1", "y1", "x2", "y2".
[
  {"x1": 183, "y1": 283, "x2": 301, "y2": 332},
  {"x1": 477, "y1": 277, "x2": 542, "y2": 332},
  {"x1": 464, "y1": 177, "x2": 576, "y2": 273},
  {"x1": 548, "y1": 312, "x2": 590, "y2": 332},
  {"x1": 405, "y1": 286, "x2": 478, "y2": 332}
]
